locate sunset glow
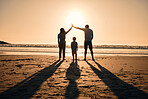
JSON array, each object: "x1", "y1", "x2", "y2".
[
  {"x1": 0, "y1": 0, "x2": 148, "y2": 45},
  {"x1": 66, "y1": 11, "x2": 85, "y2": 27},
  {"x1": 65, "y1": 11, "x2": 85, "y2": 45}
]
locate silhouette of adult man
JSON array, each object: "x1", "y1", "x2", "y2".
[
  {"x1": 73, "y1": 24, "x2": 94, "y2": 60},
  {"x1": 58, "y1": 25, "x2": 72, "y2": 60}
]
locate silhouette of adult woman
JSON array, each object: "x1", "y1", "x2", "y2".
[{"x1": 58, "y1": 25, "x2": 72, "y2": 60}]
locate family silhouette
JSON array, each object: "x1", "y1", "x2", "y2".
[
  {"x1": 0, "y1": 25, "x2": 147, "y2": 99},
  {"x1": 58, "y1": 24, "x2": 94, "y2": 61}
]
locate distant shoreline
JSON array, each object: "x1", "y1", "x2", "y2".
[
  {"x1": 0, "y1": 41, "x2": 10, "y2": 44},
  {"x1": 0, "y1": 44, "x2": 148, "y2": 49}
]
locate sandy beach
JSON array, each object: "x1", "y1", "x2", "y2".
[{"x1": 0, "y1": 55, "x2": 148, "y2": 99}]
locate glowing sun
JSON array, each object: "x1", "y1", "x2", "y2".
[{"x1": 66, "y1": 11, "x2": 85, "y2": 27}]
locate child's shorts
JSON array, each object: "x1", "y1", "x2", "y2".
[{"x1": 72, "y1": 50, "x2": 77, "y2": 54}]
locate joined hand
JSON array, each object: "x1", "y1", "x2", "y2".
[{"x1": 72, "y1": 24, "x2": 74, "y2": 27}]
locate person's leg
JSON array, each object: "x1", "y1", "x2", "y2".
[
  {"x1": 89, "y1": 41, "x2": 94, "y2": 60},
  {"x1": 59, "y1": 47, "x2": 61, "y2": 60},
  {"x1": 75, "y1": 51, "x2": 77, "y2": 61},
  {"x1": 63, "y1": 42, "x2": 66, "y2": 60},
  {"x1": 72, "y1": 50, "x2": 74, "y2": 62},
  {"x1": 59, "y1": 43, "x2": 62, "y2": 60},
  {"x1": 84, "y1": 41, "x2": 88, "y2": 60}
]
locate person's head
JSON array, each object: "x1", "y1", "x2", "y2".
[
  {"x1": 85, "y1": 24, "x2": 89, "y2": 29},
  {"x1": 73, "y1": 37, "x2": 76, "y2": 41},
  {"x1": 60, "y1": 28, "x2": 65, "y2": 33}
]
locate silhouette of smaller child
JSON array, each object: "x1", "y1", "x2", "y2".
[{"x1": 71, "y1": 37, "x2": 78, "y2": 62}]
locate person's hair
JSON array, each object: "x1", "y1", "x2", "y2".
[
  {"x1": 85, "y1": 25, "x2": 89, "y2": 28},
  {"x1": 60, "y1": 28, "x2": 65, "y2": 33},
  {"x1": 73, "y1": 37, "x2": 76, "y2": 41}
]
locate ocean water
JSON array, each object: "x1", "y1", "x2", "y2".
[{"x1": 0, "y1": 44, "x2": 148, "y2": 56}]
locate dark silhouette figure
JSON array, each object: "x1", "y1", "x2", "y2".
[
  {"x1": 86, "y1": 60, "x2": 148, "y2": 99},
  {"x1": 66, "y1": 61, "x2": 80, "y2": 99},
  {"x1": 73, "y1": 24, "x2": 94, "y2": 60},
  {"x1": 71, "y1": 37, "x2": 78, "y2": 62},
  {"x1": 0, "y1": 60, "x2": 64, "y2": 99},
  {"x1": 58, "y1": 26, "x2": 72, "y2": 60}
]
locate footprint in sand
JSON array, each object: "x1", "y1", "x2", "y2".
[
  {"x1": 62, "y1": 81, "x2": 67, "y2": 83},
  {"x1": 55, "y1": 83, "x2": 60, "y2": 85},
  {"x1": 120, "y1": 68, "x2": 123, "y2": 72},
  {"x1": 15, "y1": 64, "x2": 23, "y2": 68},
  {"x1": 23, "y1": 72, "x2": 27, "y2": 75},
  {"x1": 10, "y1": 69, "x2": 14, "y2": 71}
]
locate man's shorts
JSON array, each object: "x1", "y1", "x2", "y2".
[{"x1": 84, "y1": 41, "x2": 93, "y2": 50}]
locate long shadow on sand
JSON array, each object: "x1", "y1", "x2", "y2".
[
  {"x1": 0, "y1": 59, "x2": 64, "y2": 99},
  {"x1": 65, "y1": 61, "x2": 80, "y2": 99},
  {"x1": 86, "y1": 60, "x2": 148, "y2": 99}
]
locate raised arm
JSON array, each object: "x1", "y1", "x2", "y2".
[
  {"x1": 73, "y1": 25, "x2": 84, "y2": 31},
  {"x1": 66, "y1": 26, "x2": 72, "y2": 34}
]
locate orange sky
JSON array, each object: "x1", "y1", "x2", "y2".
[{"x1": 0, "y1": 0, "x2": 148, "y2": 45}]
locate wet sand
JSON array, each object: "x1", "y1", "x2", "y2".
[{"x1": 0, "y1": 55, "x2": 148, "y2": 99}]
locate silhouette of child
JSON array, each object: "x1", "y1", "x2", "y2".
[{"x1": 71, "y1": 37, "x2": 78, "y2": 62}]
